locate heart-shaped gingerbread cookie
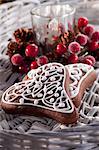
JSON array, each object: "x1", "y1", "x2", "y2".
[
  {"x1": 1, "y1": 63, "x2": 78, "y2": 124},
  {"x1": 25, "y1": 63, "x2": 96, "y2": 108}
]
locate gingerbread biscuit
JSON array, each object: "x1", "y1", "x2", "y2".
[
  {"x1": 67, "y1": 63, "x2": 97, "y2": 107},
  {"x1": 1, "y1": 63, "x2": 78, "y2": 124},
  {"x1": 25, "y1": 63, "x2": 97, "y2": 108}
]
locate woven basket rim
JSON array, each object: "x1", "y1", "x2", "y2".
[
  {"x1": 0, "y1": 0, "x2": 99, "y2": 138},
  {"x1": 0, "y1": 1, "x2": 23, "y2": 8},
  {"x1": 1, "y1": 120, "x2": 99, "y2": 137}
]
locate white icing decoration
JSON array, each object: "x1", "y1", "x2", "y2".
[
  {"x1": 34, "y1": 83, "x2": 40, "y2": 88},
  {"x1": 51, "y1": 66, "x2": 55, "y2": 70},
  {"x1": 58, "y1": 87, "x2": 62, "y2": 91},
  {"x1": 71, "y1": 70, "x2": 78, "y2": 75},
  {"x1": 16, "y1": 85, "x2": 21, "y2": 90},
  {"x1": 19, "y1": 98, "x2": 24, "y2": 104},
  {"x1": 32, "y1": 94, "x2": 35, "y2": 98},
  {"x1": 37, "y1": 68, "x2": 41, "y2": 73},
  {"x1": 66, "y1": 63, "x2": 94, "y2": 98},
  {"x1": 19, "y1": 89, "x2": 24, "y2": 93},
  {"x1": 58, "y1": 68, "x2": 63, "y2": 73},
  {"x1": 57, "y1": 82, "x2": 60, "y2": 86},
  {"x1": 48, "y1": 91, "x2": 53, "y2": 95},
  {"x1": 45, "y1": 71, "x2": 49, "y2": 76},
  {"x1": 2, "y1": 63, "x2": 74, "y2": 114},
  {"x1": 37, "y1": 93, "x2": 43, "y2": 98},
  {"x1": 54, "y1": 93, "x2": 59, "y2": 97},
  {"x1": 16, "y1": 86, "x2": 20, "y2": 90},
  {"x1": 5, "y1": 96, "x2": 9, "y2": 100},
  {"x1": 74, "y1": 75, "x2": 80, "y2": 80},
  {"x1": 70, "y1": 91, "x2": 75, "y2": 96},
  {"x1": 34, "y1": 100, "x2": 38, "y2": 105},
  {"x1": 50, "y1": 98, "x2": 55, "y2": 103},
  {"x1": 69, "y1": 87, "x2": 73, "y2": 91},
  {"x1": 42, "y1": 76, "x2": 47, "y2": 81},
  {"x1": 58, "y1": 102, "x2": 65, "y2": 108},
  {"x1": 27, "y1": 89, "x2": 31, "y2": 94},
  {"x1": 82, "y1": 67, "x2": 89, "y2": 72},
  {"x1": 50, "y1": 77, "x2": 56, "y2": 81}
]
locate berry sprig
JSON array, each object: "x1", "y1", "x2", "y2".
[
  {"x1": 7, "y1": 28, "x2": 48, "y2": 73},
  {"x1": 7, "y1": 17, "x2": 99, "y2": 74}
]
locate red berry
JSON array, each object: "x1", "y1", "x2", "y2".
[
  {"x1": 84, "y1": 24, "x2": 94, "y2": 36},
  {"x1": 19, "y1": 65, "x2": 28, "y2": 73},
  {"x1": 37, "y1": 56, "x2": 48, "y2": 66},
  {"x1": 78, "y1": 17, "x2": 88, "y2": 28},
  {"x1": 31, "y1": 61, "x2": 38, "y2": 69},
  {"x1": 91, "y1": 31, "x2": 99, "y2": 42},
  {"x1": 76, "y1": 34, "x2": 88, "y2": 46},
  {"x1": 68, "y1": 42, "x2": 81, "y2": 53},
  {"x1": 25, "y1": 44, "x2": 39, "y2": 57},
  {"x1": 68, "y1": 54, "x2": 78, "y2": 64},
  {"x1": 88, "y1": 41, "x2": 98, "y2": 51},
  {"x1": 84, "y1": 55, "x2": 96, "y2": 65},
  {"x1": 56, "y1": 43, "x2": 67, "y2": 55},
  {"x1": 83, "y1": 58, "x2": 93, "y2": 66},
  {"x1": 11, "y1": 54, "x2": 23, "y2": 66}
]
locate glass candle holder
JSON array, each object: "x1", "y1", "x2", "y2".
[{"x1": 31, "y1": 3, "x2": 75, "y2": 45}]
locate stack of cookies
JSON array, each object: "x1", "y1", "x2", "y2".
[{"x1": 1, "y1": 63, "x2": 97, "y2": 124}]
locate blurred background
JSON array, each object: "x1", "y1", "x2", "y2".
[
  {"x1": 0, "y1": 0, "x2": 98, "y2": 4},
  {"x1": 0, "y1": 0, "x2": 99, "y2": 54},
  {"x1": 0, "y1": 0, "x2": 13, "y2": 3}
]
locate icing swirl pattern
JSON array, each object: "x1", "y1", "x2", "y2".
[
  {"x1": 27, "y1": 63, "x2": 94, "y2": 99},
  {"x1": 2, "y1": 63, "x2": 74, "y2": 113},
  {"x1": 67, "y1": 63, "x2": 94, "y2": 98}
]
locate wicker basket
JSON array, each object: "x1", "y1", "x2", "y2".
[{"x1": 0, "y1": 1, "x2": 99, "y2": 149}]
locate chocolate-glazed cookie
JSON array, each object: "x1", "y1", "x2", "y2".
[
  {"x1": 24, "y1": 63, "x2": 97, "y2": 108},
  {"x1": 67, "y1": 63, "x2": 97, "y2": 107},
  {"x1": 1, "y1": 63, "x2": 78, "y2": 124}
]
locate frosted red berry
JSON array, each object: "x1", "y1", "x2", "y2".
[
  {"x1": 56, "y1": 43, "x2": 67, "y2": 55},
  {"x1": 83, "y1": 58, "x2": 93, "y2": 66},
  {"x1": 84, "y1": 24, "x2": 94, "y2": 36},
  {"x1": 25, "y1": 44, "x2": 39, "y2": 57},
  {"x1": 84, "y1": 55, "x2": 96, "y2": 65},
  {"x1": 68, "y1": 42, "x2": 81, "y2": 53},
  {"x1": 37, "y1": 56, "x2": 48, "y2": 66},
  {"x1": 31, "y1": 61, "x2": 38, "y2": 69},
  {"x1": 78, "y1": 17, "x2": 88, "y2": 28},
  {"x1": 88, "y1": 41, "x2": 98, "y2": 51},
  {"x1": 91, "y1": 31, "x2": 99, "y2": 42},
  {"x1": 11, "y1": 54, "x2": 23, "y2": 66},
  {"x1": 76, "y1": 34, "x2": 87, "y2": 46},
  {"x1": 68, "y1": 54, "x2": 78, "y2": 64}
]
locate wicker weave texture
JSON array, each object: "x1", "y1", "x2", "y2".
[
  {"x1": 0, "y1": 1, "x2": 36, "y2": 55},
  {"x1": 0, "y1": 53, "x2": 99, "y2": 149},
  {"x1": 0, "y1": 1, "x2": 99, "y2": 150}
]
